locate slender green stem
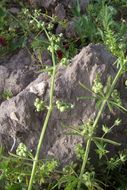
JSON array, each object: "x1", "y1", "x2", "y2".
[
  {"x1": 77, "y1": 100, "x2": 106, "y2": 190},
  {"x1": 77, "y1": 66, "x2": 123, "y2": 190},
  {"x1": 77, "y1": 138, "x2": 91, "y2": 190},
  {"x1": 28, "y1": 46, "x2": 56, "y2": 190}
]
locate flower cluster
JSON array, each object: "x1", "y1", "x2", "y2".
[
  {"x1": 34, "y1": 98, "x2": 45, "y2": 112},
  {"x1": 80, "y1": 120, "x2": 94, "y2": 138},
  {"x1": 92, "y1": 75, "x2": 103, "y2": 94},
  {"x1": 111, "y1": 89, "x2": 122, "y2": 105},
  {"x1": 16, "y1": 143, "x2": 28, "y2": 157},
  {"x1": 56, "y1": 100, "x2": 74, "y2": 112}
]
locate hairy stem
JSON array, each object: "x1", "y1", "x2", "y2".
[
  {"x1": 28, "y1": 47, "x2": 56, "y2": 190},
  {"x1": 77, "y1": 66, "x2": 123, "y2": 190}
]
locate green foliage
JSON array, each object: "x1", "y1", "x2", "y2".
[
  {"x1": 1, "y1": 0, "x2": 127, "y2": 190},
  {"x1": 1, "y1": 90, "x2": 13, "y2": 100},
  {"x1": 82, "y1": 171, "x2": 103, "y2": 190},
  {"x1": 92, "y1": 75, "x2": 103, "y2": 95},
  {"x1": 56, "y1": 100, "x2": 74, "y2": 112},
  {"x1": 56, "y1": 163, "x2": 78, "y2": 190},
  {"x1": 75, "y1": 144, "x2": 85, "y2": 160},
  {"x1": 0, "y1": 145, "x2": 58, "y2": 190},
  {"x1": 72, "y1": 0, "x2": 99, "y2": 43},
  {"x1": 74, "y1": 14, "x2": 98, "y2": 43},
  {"x1": 34, "y1": 98, "x2": 45, "y2": 112},
  {"x1": 0, "y1": 2, "x2": 29, "y2": 56}
]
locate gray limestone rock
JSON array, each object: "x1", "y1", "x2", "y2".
[
  {"x1": 0, "y1": 44, "x2": 117, "y2": 166},
  {"x1": 29, "y1": 0, "x2": 57, "y2": 9},
  {"x1": 29, "y1": 0, "x2": 89, "y2": 12},
  {"x1": 65, "y1": 20, "x2": 76, "y2": 38},
  {"x1": 54, "y1": 3, "x2": 66, "y2": 20},
  {"x1": 0, "y1": 66, "x2": 9, "y2": 93},
  {"x1": 46, "y1": 44, "x2": 116, "y2": 163},
  {"x1": 0, "y1": 49, "x2": 34, "y2": 96}
]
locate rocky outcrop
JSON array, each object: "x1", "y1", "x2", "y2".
[
  {"x1": 0, "y1": 49, "x2": 34, "y2": 98},
  {"x1": 29, "y1": 0, "x2": 89, "y2": 11},
  {"x1": 0, "y1": 44, "x2": 117, "y2": 165}
]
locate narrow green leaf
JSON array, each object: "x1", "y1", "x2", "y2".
[
  {"x1": 109, "y1": 100, "x2": 127, "y2": 112},
  {"x1": 93, "y1": 137, "x2": 121, "y2": 146},
  {"x1": 77, "y1": 96, "x2": 96, "y2": 100}
]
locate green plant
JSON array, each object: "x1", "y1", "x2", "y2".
[
  {"x1": 56, "y1": 100, "x2": 74, "y2": 112},
  {"x1": 76, "y1": 13, "x2": 127, "y2": 190},
  {"x1": 76, "y1": 67, "x2": 126, "y2": 189},
  {"x1": 0, "y1": 144, "x2": 58, "y2": 190},
  {"x1": 34, "y1": 98, "x2": 46, "y2": 112},
  {"x1": 0, "y1": 2, "x2": 28, "y2": 56},
  {"x1": 26, "y1": 11, "x2": 63, "y2": 190},
  {"x1": 72, "y1": 0, "x2": 99, "y2": 44},
  {"x1": 1, "y1": 90, "x2": 13, "y2": 100},
  {"x1": 1, "y1": 1, "x2": 127, "y2": 190},
  {"x1": 56, "y1": 163, "x2": 78, "y2": 190}
]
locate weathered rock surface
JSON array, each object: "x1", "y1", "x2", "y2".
[
  {"x1": 29, "y1": 0, "x2": 89, "y2": 12},
  {"x1": 0, "y1": 49, "x2": 35, "y2": 98},
  {"x1": 54, "y1": 3, "x2": 66, "y2": 20},
  {"x1": 0, "y1": 44, "x2": 117, "y2": 165},
  {"x1": 65, "y1": 20, "x2": 76, "y2": 38}
]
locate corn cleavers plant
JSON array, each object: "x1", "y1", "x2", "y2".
[
  {"x1": 1, "y1": 1, "x2": 127, "y2": 190},
  {"x1": 76, "y1": 6, "x2": 127, "y2": 190},
  {"x1": 77, "y1": 62, "x2": 126, "y2": 189},
  {"x1": 26, "y1": 10, "x2": 63, "y2": 190},
  {"x1": 25, "y1": 2, "x2": 127, "y2": 190}
]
